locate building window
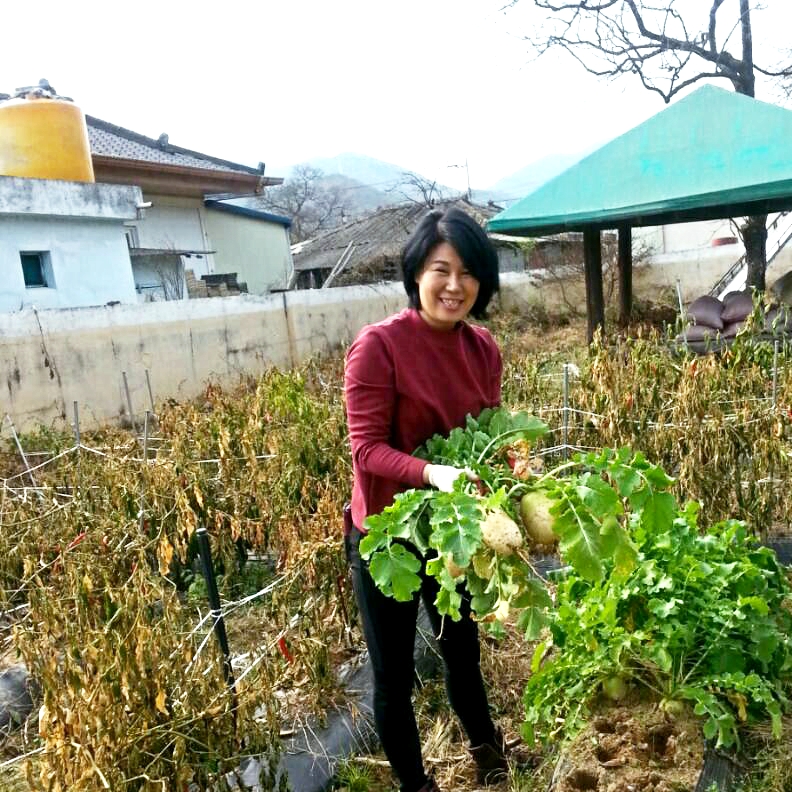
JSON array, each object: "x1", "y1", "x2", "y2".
[
  {"x1": 124, "y1": 225, "x2": 140, "y2": 249},
  {"x1": 20, "y1": 252, "x2": 53, "y2": 288}
]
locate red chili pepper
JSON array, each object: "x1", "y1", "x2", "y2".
[
  {"x1": 277, "y1": 637, "x2": 294, "y2": 664},
  {"x1": 66, "y1": 532, "x2": 87, "y2": 551}
]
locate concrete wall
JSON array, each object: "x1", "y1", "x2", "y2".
[
  {"x1": 0, "y1": 282, "x2": 406, "y2": 431},
  {"x1": 203, "y1": 208, "x2": 293, "y2": 293},
  {"x1": 635, "y1": 215, "x2": 792, "y2": 300},
  {"x1": 0, "y1": 175, "x2": 142, "y2": 220},
  {"x1": 5, "y1": 261, "x2": 792, "y2": 432}
]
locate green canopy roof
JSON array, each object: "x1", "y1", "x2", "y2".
[{"x1": 488, "y1": 85, "x2": 792, "y2": 236}]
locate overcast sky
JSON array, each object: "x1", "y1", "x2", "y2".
[{"x1": 2, "y1": 1, "x2": 791, "y2": 192}]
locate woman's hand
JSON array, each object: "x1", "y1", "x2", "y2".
[{"x1": 424, "y1": 464, "x2": 478, "y2": 493}]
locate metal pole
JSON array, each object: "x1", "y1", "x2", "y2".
[
  {"x1": 4, "y1": 415, "x2": 38, "y2": 490},
  {"x1": 138, "y1": 411, "x2": 150, "y2": 534},
  {"x1": 73, "y1": 401, "x2": 81, "y2": 487},
  {"x1": 195, "y1": 524, "x2": 238, "y2": 717},
  {"x1": 122, "y1": 371, "x2": 138, "y2": 433},
  {"x1": 145, "y1": 370, "x2": 156, "y2": 414},
  {"x1": 563, "y1": 363, "x2": 570, "y2": 460},
  {"x1": 675, "y1": 278, "x2": 685, "y2": 319}
]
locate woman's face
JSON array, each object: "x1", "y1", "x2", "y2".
[{"x1": 415, "y1": 241, "x2": 479, "y2": 332}]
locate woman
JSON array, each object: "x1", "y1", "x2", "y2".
[{"x1": 344, "y1": 207, "x2": 513, "y2": 792}]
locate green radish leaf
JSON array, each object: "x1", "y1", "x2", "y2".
[
  {"x1": 631, "y1": 489, "x2": 677, "y2": 535},
  {"x1": 428, "y1": 491, "x2": 483, "y2": 567},
  {"x1": 368, "y1": 544, "x2": 421, "y2": 601},
  {"x1": 552, "y1": 490, "x2": 606, "y2": 582},
  {"x1": 361, "y1": 488, "x2": 432, "y2": 556}
]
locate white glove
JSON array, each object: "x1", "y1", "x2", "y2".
[{"x1": 425, "y1": 464, "x2": 477, "y2": 493}]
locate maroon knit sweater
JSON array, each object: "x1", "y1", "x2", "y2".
[{"x1": 344, "y1": 308, "x2": 502, "y2": 533}]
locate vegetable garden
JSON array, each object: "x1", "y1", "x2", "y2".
[{"x1": 1, "y1": 309, "x2": 791, "y2": 792}]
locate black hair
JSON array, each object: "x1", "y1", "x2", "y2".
[{"x1": 401, "y1": 206, "x2": 499, "y2": 319}]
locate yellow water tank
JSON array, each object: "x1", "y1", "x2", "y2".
[{"x1": 0, "y1": 82, "x2": 95, "y2": 183}]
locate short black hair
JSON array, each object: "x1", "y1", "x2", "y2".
[{"x1": 401, "y1": 207, "x2": 500, "y2": 319}]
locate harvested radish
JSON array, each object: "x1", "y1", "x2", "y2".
[
  {"x1": 520, "y1": 490, "x2": 558, "y2": 545},
  {"x1": 601, "y1": 675, "x2": 628, "y2": 702},
  {"x1": 481, "y1": 510, "x2": 523, "y2": 556}
]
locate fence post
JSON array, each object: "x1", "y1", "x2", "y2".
[
  {"x1": 772, "y1": 340, "x2": 779, "y2": 409},
  {"x1": 4, "y1": 415, "x2": 38, "y2": 491},
  {"x1": 73, "y1": 401, "x2": 81, "y2": 488},
  {"x1": 145, "y1": 370, "x2": 156, "y2": 415},
  {"x1": 195, "y1": 523, "x2": 238, "y2": 721},
  {"x1": 122, "y1": 371, "x2": 138, "y2": 433},
  {"x1": 562, "y1": 363, "x2": 570, "y2": 460},
  {"x1": 138, "y1": 411, "x2": 150, "y2": 534}
]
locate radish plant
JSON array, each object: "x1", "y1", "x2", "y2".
[{"x1": 360, "y1": 409, "x2": 792, "y2": 749}]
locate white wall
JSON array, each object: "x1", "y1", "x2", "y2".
[
  {"x1": 634, "y1": 215, "x2": 792, "y2": 299},
  {"x1": 203, "y1": 208, "x2": 293, "y2": 293},
  {"x1": 133, "y1": 197, "x2": 215, "y2": 276},
  {"x1": 636, "y1": 218, "x2": 738, "y2": 255},
  {"x1": 0, "y1": 214, "x2": 138, "y2": 311}
]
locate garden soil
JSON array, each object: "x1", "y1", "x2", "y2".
[{"x1": 549, "y1": 697, "x2": 705, "y2": 792}]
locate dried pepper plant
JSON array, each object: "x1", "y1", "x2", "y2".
[
  {"x1": 0, "y1": 359, "x2": 355, "y2": 789},
  {"x1": 0, "y1": 454, "x2": 283, "y2": 791},
  {"x1": 1, "y1": 311, "x2": 791, "y2": 789},
  {"x1": 568, "y1": 325, "x2": 792, "y2": 534}
]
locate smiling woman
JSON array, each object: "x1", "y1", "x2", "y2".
[
  {"x1": 342, "y1": 207, "x2": 522, "y2": 792},
  {"x1": 413, "y1": 242, "x2": 479, "y2": 331}
]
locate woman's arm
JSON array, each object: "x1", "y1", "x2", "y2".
[{"x1": 344, "y1": 328, "x2": 427, "y2": 487}]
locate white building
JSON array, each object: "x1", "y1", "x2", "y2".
[{"x1": 0, "y1": 175, "x2": 142, "y2": 312}]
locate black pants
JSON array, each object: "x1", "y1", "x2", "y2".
[{"x1": 345, "y1": 526, "x2": 496, "y2": 792}]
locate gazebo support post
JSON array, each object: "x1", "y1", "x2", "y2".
[
  {"x1": 618, "y1": 224, "x2": 633, "y2": 327},
  {"x1": 583, "y1": 228, "x2": 605, "y2": 343}
]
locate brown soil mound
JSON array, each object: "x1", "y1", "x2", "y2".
[{"x1": 550, "y1": 699, "x2": 705, "y2": 792}]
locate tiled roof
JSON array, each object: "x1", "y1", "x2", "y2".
[
  {"x1": 87, "y1": 116, "x2": 262, "y2": 176},
  {"x1": 293, "y1": 199, "x2": 499, "y2": 272}
]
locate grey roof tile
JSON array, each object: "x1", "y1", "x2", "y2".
[{"x1": 87, "y1": 115, "x2": 261, "y2": 175}]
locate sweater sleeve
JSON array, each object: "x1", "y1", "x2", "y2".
[{"x1": 344, "y1": 328, "x2": 427, "y2": 487}]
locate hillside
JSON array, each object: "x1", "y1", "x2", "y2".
[{"x1": 269, "y1": 147, "x2": 599, "y2": 223}]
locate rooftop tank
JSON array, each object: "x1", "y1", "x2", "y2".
[{"x1": 0, "y1": 79, "x2": 95, "y2": 183}]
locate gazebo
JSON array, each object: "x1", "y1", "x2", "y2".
[{"x1": 488, "y1": 85, "x2": 792, "y2": 341}]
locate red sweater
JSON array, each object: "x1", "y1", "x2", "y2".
[{"x1": 344, "y1": 308, "x2": 502, "y2": 532}]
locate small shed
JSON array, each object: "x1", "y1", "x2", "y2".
[
  {"x1": 488, "y1": 85, "x2": 792, "y2": 340},
  {"x1": 291, "y1": 198, "x2": 511, "y2": 289}
]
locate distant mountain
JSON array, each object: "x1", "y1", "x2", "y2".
[
  {"x1": 274, "y1": 152, "x2": 464, "y2": 212},
  {"x1": 269, "y1": 147, "x2": 601, "y2": 220},
  {"x1": 305, "y1": 153, "x2": 411, "y2": 192},
  {"x1": 486, "y1": 148, "x2": 600, "y2": 206}
]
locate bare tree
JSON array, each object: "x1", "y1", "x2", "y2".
[
  {"x1": 259, "y1": 165, "x2": 347, "y2": 242},
  {"x1": 386, "y1": 172, "x2": 446, "y2": 207},
  {"x1": 153, "y1": 257, "x2": 185, "y2": 301},
  {"x1": 509, "y1": 0, "x2": 792, "y2": 291}
]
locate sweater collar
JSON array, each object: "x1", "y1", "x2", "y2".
[{"x1": 405, "y1": 307, "x2": 466, "y2": 343}]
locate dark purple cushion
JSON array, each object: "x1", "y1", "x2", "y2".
[
  {"x1": 722, "y1": 321, "x2": 744, "y2": 339},
  {"x1": 687, "y1": 296, "x2": 724, "y2": 330},
  {"x1": 721, "y1": 290, "x2": 754, "y2": 323},
  {"x1": 680, "y1": 324, "x2": 719, "y2": 342}
]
